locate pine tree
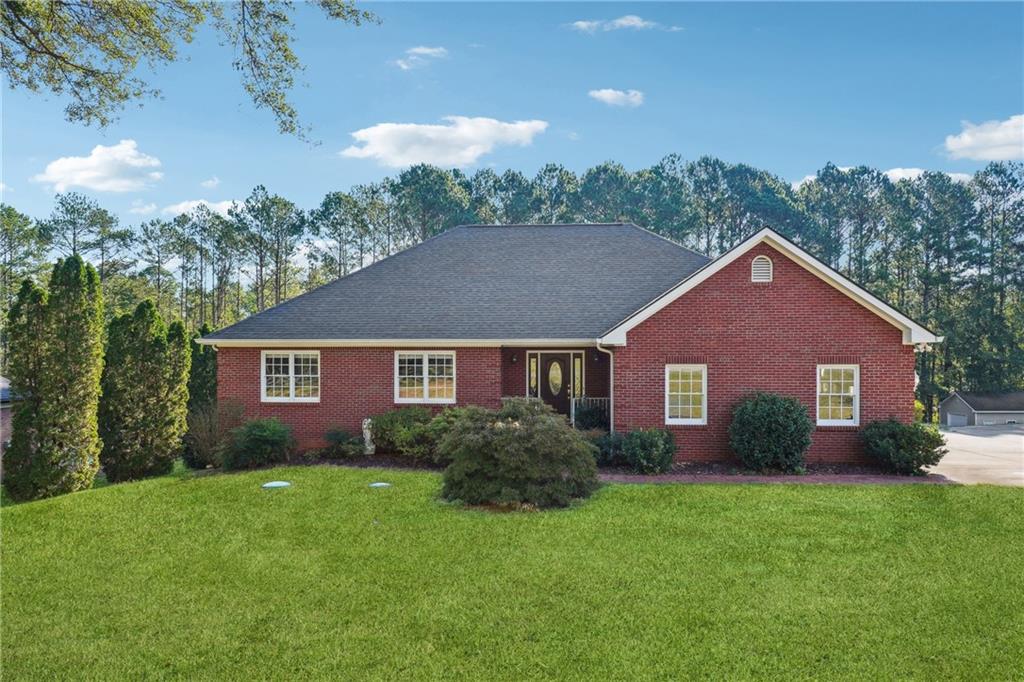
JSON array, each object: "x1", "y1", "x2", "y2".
[
  {"x1": 3, "y1": 257, "x2": 104, "y2": 500},
  {"x1": 99, "y1": 301, "x2": 191, "y2": 482}
]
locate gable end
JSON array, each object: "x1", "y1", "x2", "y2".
[{"x1": 599, "y1": 228, "x2": 942, "y2": 346}]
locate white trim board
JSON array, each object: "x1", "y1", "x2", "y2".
[
  {"x1": 199, "y1": 338, "x2": 597, "y2": 348},
  {"x1": 598, "y1": 228, "x2": 943, "y2": 346}
]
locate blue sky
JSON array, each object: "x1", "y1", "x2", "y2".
[{"x1": 2, "y1": 2, "x2": 1022, "y2": 222}]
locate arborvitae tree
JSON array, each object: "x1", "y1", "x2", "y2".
[
  {"x1": 99, "y1": 301, "x2": 191, "y2": 482},
  {"x1": 188, "y1": 323, "x2": 217, "y2": 410},
  {"x1": 3, "y1": 280, "x2": 50, "y2": 500},
  {"x1": 3, "y1": 257, "x2": 104, "y2": 500}
]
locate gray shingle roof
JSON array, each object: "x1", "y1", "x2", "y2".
[
  {"x1": 204, "y1": 223, "x2": 710, "y2": 341},
  {"x1": 955, "y1": 391, "x2": 1024, "y2": 412}
]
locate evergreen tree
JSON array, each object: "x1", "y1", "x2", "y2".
[
  {"x1": 99, "y1": 301, "x2": 191, "y2": 482},
  {"x1": 3, "y1": 257, "x2": 104, "y2": 500},
  {"x1": 188, "y1": 324, "x2": 217, "y2": 410}
]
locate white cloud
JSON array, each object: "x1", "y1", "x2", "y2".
[
  {"x1": 341, "y1": 116, "x2": 548, "y2": 168},
  {"x1": 128, "y1": 200, "x2": 157, "y2": 215},
  {"x1": 162, "y1": 199, "x2": 237, "y2": 217},
  {"x1": 200, "y1": 176, "x2": 221, "y2": 189},
  {"x1": 570, "y1": 15, "x2": 678, "y2": 33},
  {"x1": 394, "y1": 46, "x2": 448, "y2": 70},
  {"x1": 588, "y1": 88, "x2": 644, "y2": 108},
  {"x1": 944, "y1": 114, "x2": 1023, "y2": 161},
  {"x1": 32, "y1": 139, "x2": 163, "y2": 192},
  {"x1": 0, "y1": 182, "x2": 11, "y2": 193}
]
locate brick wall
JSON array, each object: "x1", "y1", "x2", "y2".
[
  {"x1": 217, "y1": 346, "x2": 502, "y2": 450},
  {"x1": 613, "y1": 242, "x2": 917, "y2": 464}
]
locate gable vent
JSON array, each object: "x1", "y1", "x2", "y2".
[{"x1": 751, "y1": 255, "x2": 773, "y2": 283}]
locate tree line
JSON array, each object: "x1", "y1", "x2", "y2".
[{"x1": 2, "y1": 157, "x2": 1022, "y2": 420}]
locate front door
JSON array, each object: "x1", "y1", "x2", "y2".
[{"x1": 539, "y1": 353, "x2": 571, "y2": 415}]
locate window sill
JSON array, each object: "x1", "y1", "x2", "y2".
[
  {"x1": 815, "y1": 423, "x2": 859, "y2": 431},
  {"x1": 665, "y1": 420, "x2": 707, "y2": 427},
  {"x1": 395, "y1": 399, "x2": 456, "y2": 405},
  {"x1": 261, "y1": 397, "x2": 320, "y2": 404}
]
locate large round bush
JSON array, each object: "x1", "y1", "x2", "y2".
[
  {"x1": 439, "y1": 398, "x2": 599, "y2": 508},
  {"x1": 728, "y1": 393, "x2": 813, "y2": 472}
]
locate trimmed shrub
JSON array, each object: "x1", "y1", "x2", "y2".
[
  {"x1": 622, "y1": 428, "x2": 675, "y2": 474},
  {"x1": 182, "y1": 400, "x2": 245, "y2": 469},
  {"x1": 323, "y1": 429, "x2": 365, "y2": 459},
  {"x1": 99, "y1": 301, "x2": 191, "y2": 482},
  {"x1": 573, "y1": 400, "x2": 609, "y2": 430},
  {"x1": 728, "y1": 392, "x2": 813, "y2": 472},
  {"x1": 439, "y1": 398, "x2": 599, "y2": 508},
  {"x1": 582, "y1": 430, "x2": 627, "y2": 467},
  {"x1": 222, "y1": 418, "x2": 294, "y2": 470},
  {"x1": 399, "y1": 408, "x2": 471, "y2": 463},
  {"x1": 369, "y1": 406, "x2": 432, "y2": 454},
  {"x1": 861, "y1": 419, "x2": 947, "y2": 475}
]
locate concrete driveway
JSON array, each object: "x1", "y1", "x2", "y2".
[{"x1": 929, "y1": 424, "x2": 1024, "y2": 486}]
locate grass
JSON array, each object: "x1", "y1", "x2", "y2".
[{"x1": 2, "y1": 466, "x2": 1022, "y2": 680}]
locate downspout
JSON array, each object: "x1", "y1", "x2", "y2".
[{"x1": 596, "y1": 341, "x2": 615, "y2": 432}]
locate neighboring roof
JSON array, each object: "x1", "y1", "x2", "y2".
[
  {"x1": 944, "y1": 391, "x2": 1024, "y2": 412},
  {"x1": 599, "y1": 227, "x2": 942, "y2": 346},
  {"x1": 201, "y1": 224, "x2": 710, "y2": 344}
]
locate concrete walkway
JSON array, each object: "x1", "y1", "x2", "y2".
[{"x1": 929, "y1": 425, "x2": 1024, "y2": 486}]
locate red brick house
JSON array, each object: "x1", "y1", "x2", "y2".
[{"x1": 200, "y1": 224, "x2": 942, "y2": 463}]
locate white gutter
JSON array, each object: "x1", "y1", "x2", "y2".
[{"x1": 596, "y1": 341, "x2": 615, "y2": 432}]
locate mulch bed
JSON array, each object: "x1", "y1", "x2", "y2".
[{"x1": 599, "y1": 461, "x2": 951, "y2": 485}]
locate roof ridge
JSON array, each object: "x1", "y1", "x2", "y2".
[{"x1": 457, "y1": 222, "x2": 631, "y2": 228}]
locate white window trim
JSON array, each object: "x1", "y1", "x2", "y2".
[
  {"x1": 665, "y1": 364, "x2": 708, "y2": 426},
  {"x1": 394, "y1": 351, "x2": 457, "y2": 404},
  {"x1": 816, "y1": 364, "x2": 860, "y2": 426},
  {"x1": 260, "y1": 350, "x2": 320, "y2": 403}
]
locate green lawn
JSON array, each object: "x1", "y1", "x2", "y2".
[{"x1": 3, "y1": 467, "x2": 1022, "y2": 679}]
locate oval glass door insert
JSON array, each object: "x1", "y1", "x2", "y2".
[{"x1": 548, "y1": 360, "x2": 563, "y2": 395}]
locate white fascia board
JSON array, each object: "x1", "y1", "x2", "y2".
[
  {"x1": 196, "y1": 337, "x2": 598, "y2": 348},
  {"x1": 599, "y1": 228, "x2": 942, "y2": 346}
]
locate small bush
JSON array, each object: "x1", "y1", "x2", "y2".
[
  {"x1": 183, "y1": 400, "x2": 244, "y2": 469},
  {"x1": 861, "y1": 419, "x2": 947, "y2": 475},
  {"x1": 622, "y1": 429, "x2": 675, "y2": 474},
  {"x1": 573, "y1": 401, "x2": 609, "y2": 430},
  {"x1": 370, "y1": 407, "x2": 432, "y2": 454},
  {"x1": 439, "y1": 398, "x2": 599, "y2": 508},
  {"x1": 322, "y1": 429, "x2": 365, "y2": 459},
  {"x1": 580, "y1": 430, "x2": 626, "y2": 467},
  {"x1": 222, "y1": 418, "x2": 294, "y2": 470},
  {"x1": 728, "y1": 393, "x2": 813, "y2": 472}
]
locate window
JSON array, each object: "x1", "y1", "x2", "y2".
[
  {"x1": 527, "y1": 353, "x2": 539, "y2": 398},
  {"x1": 395, "y1": 351, "x2": 456, "y2": 404},
  {"x1": 573, "y1": 354, "x2": 583, "y2": 398},
  {"x1": 665, "y1": 364, "x2": 707, "y2": 425},
  {"x1": 261, "y1": 351, "x2": 320, "y2": 402},
  {"x1": 751, "y1": 255, "x2": 773, "y2": 282},
  {"x1": 817, "y1": 365, "x2": 859, "y2": 426}
]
